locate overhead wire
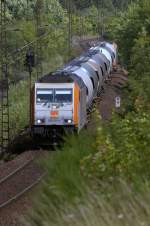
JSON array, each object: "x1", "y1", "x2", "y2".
[{"x1": 7, "y1": 23, "x2": 65, "y2": 66}]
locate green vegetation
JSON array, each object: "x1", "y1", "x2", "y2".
[
  {"x1": 22, "y1": 0, "x2": 150, "y2": 225},
  {"x1": 82, "y1": 111, "x2": 150, "y2": 183},
  {"x1": 25, "y1": 114, "x2": 150, "y2": 225},
  {"x1": 1, "y1": 0, "x2": 150, "y2": 224},
  {"x1": 25, "y1": 181, "x2": 150, "y2": 226},
  {"x1": 81, "y1": 0, "x2": 150, "y2": 184}
]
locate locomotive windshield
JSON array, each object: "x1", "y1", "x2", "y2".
[
  {"x1": 36, "y1": 88, "x2": 72, "y2": 104},
  {"x1": 36, "y1": 89, "x2": 53, "y2": 103},
  {"x1": 54, "y1": 89, "x2": 72, "y2": 103}
]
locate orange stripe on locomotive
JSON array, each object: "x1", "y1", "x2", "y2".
[{"x1": 74, "y1": 83, "x2": 80, "y2": 127}]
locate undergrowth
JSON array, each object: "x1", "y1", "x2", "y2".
[
  {"x1": 23, "y1": 117, "x2": 150, "y2": 226},
  {"x1": 24, "y1": 181, "x2": 150, "y2": 226}
]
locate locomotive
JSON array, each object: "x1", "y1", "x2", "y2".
[{"x1": 30, "y1": 42, "x2": 117, "y2": 140}]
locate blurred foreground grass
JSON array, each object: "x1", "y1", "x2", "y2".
[{"x1": 23, "y1": 121, "x2": 150, "y2": 226}]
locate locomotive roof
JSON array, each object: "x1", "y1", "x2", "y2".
[
  {"x1": 37, "y1": 71, "x2": 86, "y2": 89},
  {"x1": 38, "y1": 72, "x2": 73, "y2": 83}
]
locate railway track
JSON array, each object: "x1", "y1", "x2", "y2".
[{"x1": 0, "y1": 152, "x2": 46, "y2": 209}]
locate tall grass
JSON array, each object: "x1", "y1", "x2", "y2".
[
  {"x1": 40, "y1": 128, "x2": 97, "y2": 201},
  {"x1": 24, "y1": 178, "x2": 150, "y2": 226}
]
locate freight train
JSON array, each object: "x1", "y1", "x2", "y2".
[{"x1": 30, "y1": 42, "x2": 117, "y2": 141}]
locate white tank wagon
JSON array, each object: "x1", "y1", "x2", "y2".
[
  {"x1": 80, "y1": 63, "x2": 99, "y2": 98},
  {"x1": 100, "y1": 42, "x2": 117, "y2": 68},
  {"x1": 64, "y1": 56, "x2": 100, "y2": 98},
  {"x1": 83, "y1": 48, "x2": 110, "y2": 80},
  {"x1": 87, "y1": 59, "x2": 104, "y2": 88},
  {"x1": 63, "y1": 65, "x2": 94, "y2": 108}
]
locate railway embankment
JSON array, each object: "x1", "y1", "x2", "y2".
[
  {"x1": 99, "y1": 65, "x2": 128, "y2": 120},
  {"x1": 0, "y1": 150, "x2": 47, "y2": 226}
]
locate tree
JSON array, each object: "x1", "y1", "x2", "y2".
[{"x1": 107, "y1": 0, "x2": 150, "y2": 64}]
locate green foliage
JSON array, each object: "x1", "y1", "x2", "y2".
[
  {"x1": 107, "y1": 0, "x2": 150, "y2": 64},
  {"x1": 23, "y1": 1, "x2": 150, "y2": 225},
  {"x1": 6, "y1": 0, "x2": 35, "y2": 19},
  {"x1": 80, "y1": 0, "x2": 150, "y2": 185},
  {"x1": 25, "y1": 117, "x2": 150, "y2": 226},
  {"x1": 9, "y1": 80, "x2": 29, "y2": 139},
  {"x1": 60, "y1": 0, "x2": 135, "y2": 10},
  {"x1": 82, "y1": 111, "x2": 150, "y2": 181},
  {"x1": 131, "y1": 36, "x2": 150, "y2": 77},
  {"x1": 125, "y1": 22, "x2": 150, "y2": 108}
]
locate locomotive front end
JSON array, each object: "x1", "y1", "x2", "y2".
[{"x1": 30, "y1": 75, "x2": 81, "y2": 140}]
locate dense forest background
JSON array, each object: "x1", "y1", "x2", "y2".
[{"x1": 61, "y1": 0, "x2": 135, "y2": 10}]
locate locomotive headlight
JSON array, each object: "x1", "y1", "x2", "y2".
[
  {"x1": 64, "y1": 119, "x2": 72, "y2": 124},
  {"x1": 37, "y1": 119, "x2": 42, "y2": 124},
  {"x1": 37, "y1": 119, "x2": 45, "y2": 124}
]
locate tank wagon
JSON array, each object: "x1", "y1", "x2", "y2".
[{"x1": 30, "y1": 42, "x2": 117, "y2": 139}]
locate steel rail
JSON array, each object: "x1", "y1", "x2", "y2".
[
  {"x1": 0, "y1": 157, "x2": 34, "y2": 185},
  {"x1": 0, "y1": 172, "x2": 46, "y2": 209}
]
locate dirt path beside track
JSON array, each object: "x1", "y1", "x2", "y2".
[{"x1": 99, "y1": 67, "x2": 128, "y2": 120}]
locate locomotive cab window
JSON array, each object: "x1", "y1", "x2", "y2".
[
  {"x1": 36, "y1": 89, "x2": 53, "y2": 103},
  {"x1": 54, "y1": 89, "x2": 72, "y2": 103}
]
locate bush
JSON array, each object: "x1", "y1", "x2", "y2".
[{"x1": 82, "y1": 111, "x2": 150, "y2": 182}]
